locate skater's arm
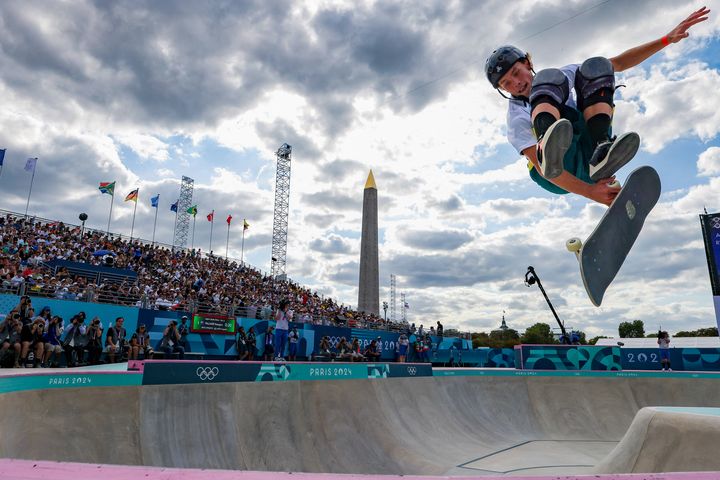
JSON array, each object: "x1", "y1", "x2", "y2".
[
  {"x1": 610, "y1": 7, "x2": 710, "y2": 72},
  {"x1": 523, "y1": 147, "x2": 619, "y2": 206}
]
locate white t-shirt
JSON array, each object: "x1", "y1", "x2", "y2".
[
  {"x1": 506, "y1": 64, "x2": 580, "y2": 155},
  {"x1": 275, "y1": 311, "x2": 289, "y2": 331}
]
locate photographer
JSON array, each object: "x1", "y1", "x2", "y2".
[
  {"x1": 246, "y1": 326, "x2": 256, "y2": 361},
  {"x1": 63, "y1": 314, "x2": 87, "y2": 367},
  {"x1": 160, "y1": 320, "x2": 185, "y2": 359},
  {"x1": 85, "y1": 317, "x2": 104, "y2": 365},
  {"x1": 20, "y1": 317, "x2": 45, "y2": 367},
  {"x1": 658, "y1": 330, "x2": 672, "y2": 371},
  {"x1": 287, "y1": 326, "x2": 299, "y2": 361},
  {"x1": 177, "y1": 315, "x2": 190, "y2": 350},
  {"x1": 105, "y1": 317, "x2": 128, "y2": 363},
  {"x1": 42, "y1": 315, "x2": 64, "y2": 367},
  {"x1": 129, "y1": 324, "x2": 154, "y2": 360},
  {"x1": 0, "y1": 315, "x2": 22, "y2": 367}
]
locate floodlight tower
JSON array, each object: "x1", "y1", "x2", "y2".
[
  {"x1": 173, "y1": 176, "x2": 194, "y2": 249},
  {"x1": 401, "y1": 292, "x2": 407, "y2": 323},
  {"x1": 390, "y1": 274, "x2": 397, "y2": 322},
  {"x1": 271, "y1": 143, "x2": 292, "y2": 279}
]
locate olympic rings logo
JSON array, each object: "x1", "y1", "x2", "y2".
[
  {"x1": 407, "y1": 367, "x2": 417, "y2": 376},
  {"x1": 711, "y1": 217, "x2": 720, "y2": 229},
  {"x1": 196, "y1": 366, "x2": 219, "y2": 381}
]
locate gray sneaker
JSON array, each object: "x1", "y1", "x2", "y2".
[
  {"x1": 536, "y1": 118, "x2": 573, "y2": 179},
  {"x1": 589, "y1": 132, "x2": 640, "y2": 181}
]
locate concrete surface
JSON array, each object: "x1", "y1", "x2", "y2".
[{"x1": 1, "y1": 375, "x2": 720, "y2": 475}]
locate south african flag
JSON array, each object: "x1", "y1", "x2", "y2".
[{"x1": 99, "y1": 181, "x2": 115, "y2": 195}]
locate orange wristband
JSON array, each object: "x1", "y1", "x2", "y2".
[{"x1": 662, "y1": 36, "x2": 670, "y2": 46}]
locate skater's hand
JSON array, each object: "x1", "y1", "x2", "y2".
[
  {"x1": 666, "y1": 6, "x2": 710, "y2": 44},
  {"x1": 588, "y1": 177, "x2": 620, "y2": 207}
]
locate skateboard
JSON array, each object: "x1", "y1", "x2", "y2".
[{"x1": 566, "y1": 166, "x2": 661, "y2": 306}]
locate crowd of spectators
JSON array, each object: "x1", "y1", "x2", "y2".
[{"x1": 0, "y1": 213, "x2": 406, "y2": 330}]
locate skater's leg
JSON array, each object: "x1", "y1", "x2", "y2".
[
  {"x1": 576, "y1": 57, "x2": 640, "y2": 180},
  {"x1": 529, "y1": 68, "x2": 573, "y2": 179}
]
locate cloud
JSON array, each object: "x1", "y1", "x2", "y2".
[
  {"x1": 308, "y1": 234, "x2": 355, "y2": 255},
  {"x1": 698, "y1": 146, "x2": 720, "y2": 177},
  {"x1": 397, "y1": 228, "x2": 473, "y2": 251}
]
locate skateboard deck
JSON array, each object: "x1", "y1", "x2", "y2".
[{"x1": 566, "y1": 166, "x2": 661, "y2": 306}]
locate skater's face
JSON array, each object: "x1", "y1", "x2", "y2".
[{"x1": 498, "y1": 60, "x2": 533, "y2": 98}]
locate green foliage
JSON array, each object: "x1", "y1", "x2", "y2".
[
  {"x1": 471, "y1": 329, "x2": 520, "y2": 349},
  {"x1": 521, "y1": 322, "x2": 557, "y2": 344},
  {"x1": 675, "y1": 327, "x2": 718, "y2": 337},
  {"x1": 588, "y1": 335, "x2": 608, "y2": 345},
  {"x1": 618, "y1": 320, "x2": 645, "y2": 338}
]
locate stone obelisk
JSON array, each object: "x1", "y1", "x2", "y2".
[{"x1": 358, "y1": 170, "x2": 379, "y2": 315}]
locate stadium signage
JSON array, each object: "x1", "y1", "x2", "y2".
[{"x1": 191, "y1": 314, "x2": 236, "y2": 335}]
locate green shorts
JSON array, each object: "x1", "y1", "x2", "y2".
[{"x1": 528, "y1": 107, "x2": 598, "y2": 195}]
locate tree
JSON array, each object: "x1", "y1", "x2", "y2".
[
  {"x1": 588, "y1": 335, "x2": 608, "y2": 345},
  {"x1": 472, "y1": 330, "x2": 520, "y2": 349},
  {"x1": 618, "y1": 320, "x2": 645, "y2": 338},
  {"x1": 675, "y1": 327, "x2": 718, "y2": 337},
  {"x1": 521, "y1": 323, "x2": 556, "y2": 344}
]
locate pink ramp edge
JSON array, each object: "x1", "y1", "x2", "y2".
[{"x1": 1, "y1": 460, "x2": 719, "y2": 480}]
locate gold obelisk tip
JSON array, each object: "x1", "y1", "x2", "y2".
[{"x1": 364, "y1": 169, "x2": 377, "y2": 190}]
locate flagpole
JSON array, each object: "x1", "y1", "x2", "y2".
[
  {"x1": 172, "y1": 205, "x2": 178, "y2": 247},
  {"x1": 107, "y1": 192, "x2": 114, "y2": 234},
  {"x1": 191, "y1": 215, "x2": 196, "y2": 250},
  {"x1": 129, "y1": 195, "x2": 138, "y2": 242},
  {"x1": 24, "y1": 162, "x2": 37, "y2": 218},
  {"x1": 241, "y1": 226, "x2": 246, "y2": 265},
  {"x1": 225, "y1": 221, "x2": 230, "y2": 260},
  {"x1": 209, "y1": 210, "x2": 214, "y2": 253},
  {"x1": 151, "y1": 198, "x2": 159, "y2": 245}
]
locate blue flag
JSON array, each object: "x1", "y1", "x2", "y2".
[
  {"x1": 170, "y1": 200, "x2": 178, "y2": 212},
  {"x1": 0, "y1": 149, "x2": 5, "y2": 167},
  {"x1": 151, "y1": 194, "x2": 160, "y2": 208}
]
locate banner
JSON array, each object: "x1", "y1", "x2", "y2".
[{"x1": 699, "y1": 213, "x2": 720, "y2": 331}]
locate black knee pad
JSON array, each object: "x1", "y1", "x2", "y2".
[
  {"x1": 575, "y1": 57, "x2": 615, "y2": 111},
  {"x1": 530, "y1": 68, "x2": 570, "y2": 112}
]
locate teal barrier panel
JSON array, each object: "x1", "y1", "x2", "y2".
[
  {"x1": 0, "y1": 372, "x2": 142, "y2": 394},
  {"x1": 516, "y1": 345, "x2": 622, "y2": 371},
  {"x1": 141, "y1": 361, "x2": 433, "y2": 385}
]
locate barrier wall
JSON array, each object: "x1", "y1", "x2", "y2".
[
  {"x1": 515, "y1": 345, "x2": 622, "y2": 371},
  {"x1": 141, "y1": 360, "x2": 433, "y2": 385}
]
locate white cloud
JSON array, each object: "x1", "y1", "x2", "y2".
[
  {"x1": 697, "y1": 146, "x2": 720, "y2": 177},
  {"x1": 114, "y1": 133, "x2": 170, "y2": 162}
]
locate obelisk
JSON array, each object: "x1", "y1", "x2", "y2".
[{"x1": 358, "y1": 170, "x2": 379, "y2": 315}]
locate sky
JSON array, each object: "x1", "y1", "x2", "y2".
[{"x1": 0, "y1": 0, "x2": 719, "y2": 338}]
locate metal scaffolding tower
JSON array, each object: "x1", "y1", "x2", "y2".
[
  {"x1": 390, "y1": 274, "x2": 397, "y2": 322},
  {"x1": 401, "y1": 292, "x2": 407, "y2": 323},
  {"x1": 271, "y1": 143, "x2": 292, "y2": 279},
  {"x1": 173, "y1": 176, "x2": 194, "y2": 249}
]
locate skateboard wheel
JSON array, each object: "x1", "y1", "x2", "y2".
[
  {"x1": 609, "y1": 180, "x2": 621, "y2": 189},
  {"x1": 566, "y1": 237, "x2": 582, "y2": 252}
]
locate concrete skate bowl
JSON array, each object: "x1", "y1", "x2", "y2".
[{"x1": 2, "y1": 375, "x2": 720, "y2": 476}]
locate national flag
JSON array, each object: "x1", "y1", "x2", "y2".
[
  {"x1": 25, "y1": 157, "x2": 38, "y2": 172},
  {"x1": 226, "y1": 214, "x2": 232, "y2": 225},
  {"x1": 207, "y1": 211, "x2": 214, "y2": 222},
  {"x1": 170, "y1": 200, "x2": 178, "y2": 212},
  {"x1": 99, "y1": 181, "x2": 115, "y2": 195},
  {"x1": 187, "y1": 205, "x2": 198, "y2": 216},
  {"x1": 150, "y1": 194, "x2": 160, "y2": 208},
  {"x1": 404, "y1": 302, "x2": 410, "y2": 309},
  {"x1": 124, "y1": 189, "x2": 139, "y2": 202},
  {"x1": 243, "y1": 219, "x2": 250, "y2": 231},
  {"x1": 0, "y1": 149, "x2": 5, "y2": 167}
]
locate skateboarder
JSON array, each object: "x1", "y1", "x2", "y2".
[{"x1": 485, "y1": 7, "x2": 709, "y2": 206}]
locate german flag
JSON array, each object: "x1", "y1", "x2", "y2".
[{"x1": 124, "y1": 189, "x2": 139, "y2": 202}]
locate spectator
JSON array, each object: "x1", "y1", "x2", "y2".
[
  {"x1": 364, "y1": 339, "x2": 381, "y2": 362},
  {"x1": 160, "y1": 320, "x2": 185, "y2": 359},
  {"x1": 246, "y1": 326, "x2": 256, "y2": 361},
  {"x1": 129, "y1": 324, "x2": 154, "y2": 360},
  {"x1": 316, "y1": 335, "x2": 333, "y2": 361},
  {"x1": 20, "y1": 317, "x2": 45, "y2": 367},
  {"x1": 375, "y1": 336, "x2": 383, "y2": 360},
  {"x1": 263, "y1": 326, "x2": 275, "y2": 361},
  {"x1": 9, "y1": 296, "x2": 32, "y2": 324},
  {"x1": 287, "y1": 326, "x2": 299, "y2": 361},
  {"x1": 274, "y1": 300, "x2": 290, "y2": 361},
  {"x1": 178, "y1": 315, "x2": 190, "y2": 350},
  {"x1": 336, "y1": 337, "x2": 352, "y2": 362},
  {"x1": 350, "y1": 338, "x2": 364, "y2": 362},
  {"x1": 237, "y1": 326, "x2": 249, "y2": 360},
  {"x1": 658, "y1": 330, "x2": 672, "y2": 371},
  {"x1": 42, "y1": 315, "x2": 64, "y2": 367},
  {"x1": 398, "y1": 333, "x2": 410, "y2": 363},
  {"x1": 85, "y1": 316, "x2": 103, "y2": 365},
  {"x1": 413, "y1": 336, "x2": 424, "y2": 363},
  {"x1": 105, "y1": 317, "x2": 128, "y2": 363},
  {"x1": 63, "y1": 314, "x2": 87, "y2": 367},
  {"x1": 436, "y1": 321, "x2": 444, "y2": 349},
  {"x1": 1, "y1": 315, "x2": 22, "y2": 367}
]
